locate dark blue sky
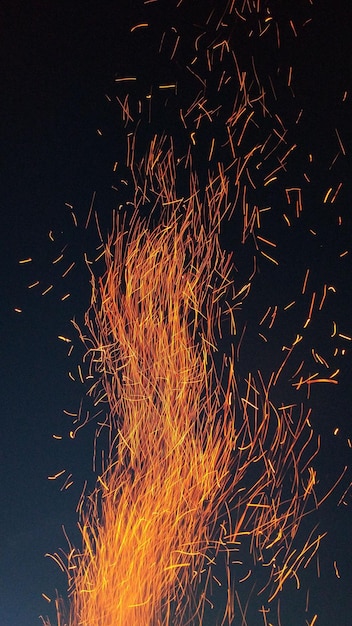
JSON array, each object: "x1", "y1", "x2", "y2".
[{"x1": 1, "y1": 1, "x2": 351, "y2": 625}]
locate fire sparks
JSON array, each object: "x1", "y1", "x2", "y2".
[
  {"x1": 43, "y1": 158, "x2": 325, "y2": 624},
  {"x1": 29, "y1": 1, "x2": 351, "y2": 625}
]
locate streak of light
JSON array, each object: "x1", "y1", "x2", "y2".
[
  {"x1": 48, "y1": 469, "x2": 66, "y2": 480},
  {"x1": 130, "y1": 23, "x2": 149, "y2": 32}
]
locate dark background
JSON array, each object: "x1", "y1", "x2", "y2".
[{"x1": 1, "y1": 1, "x2": 351, "y2": 625}]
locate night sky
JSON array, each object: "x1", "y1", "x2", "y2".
[{"x1": 1, "y1": 1, "x2": 351, "y2": 625}]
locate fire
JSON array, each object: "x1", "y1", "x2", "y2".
[{"x1": 43, "y1": 143, "x2": 322, "y2": 625}]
